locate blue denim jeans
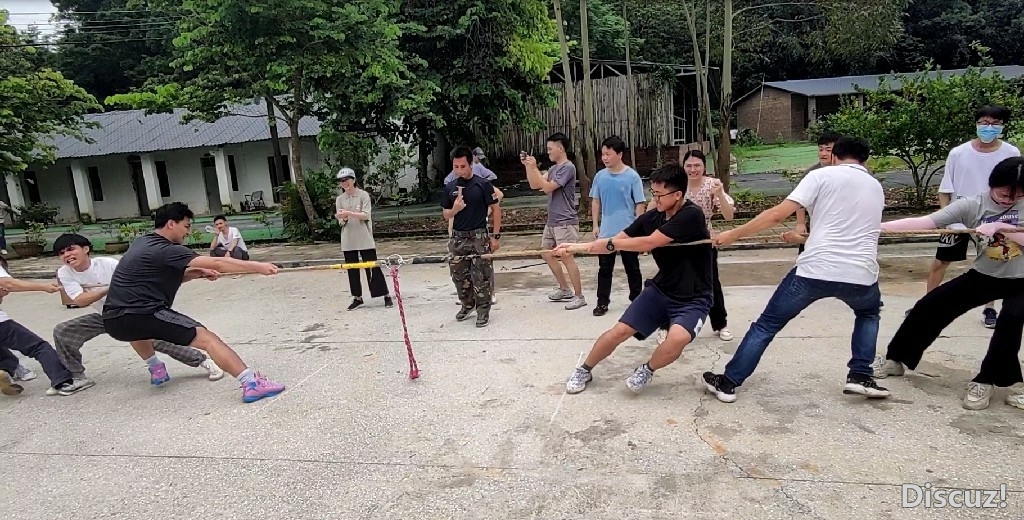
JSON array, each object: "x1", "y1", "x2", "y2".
[{"x1": 724, "y1": 267, "x2": 881, "y2": 386}]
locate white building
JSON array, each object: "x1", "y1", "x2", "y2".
[{"x1": 6, "y1": 103, "x2": 420, "y2": 223}]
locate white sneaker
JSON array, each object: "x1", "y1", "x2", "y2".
[
  {"x1": 201, "y1": 359, "x2": 225, "y2": 381},
  {"x1": 548, "y1": 287, "x2": 574, "y2": 302},
  {"x1": 870, "y1": 356, "x2": 905, "y2": 379},
  {"x1": 0, "y1": 249, "x2": 7, "y2": 256},
  {"x1": 564, "y1": 295, "x2": 587, "y2": 310},
  {"x1": 1005, "y1": 390, "x2": 1024, "y2": 410},
  {"x1": 13, "y1": 364, "x2": 37, "y2": 381},
  {"x1": 963, "y1": 382, "x2": 993, "y2": 410},
  {"x1": 717, "y1": 328, "x2": 733, "y2": 341}
]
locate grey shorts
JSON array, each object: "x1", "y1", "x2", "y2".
[{"x1": 541, "y1": 224, "x2": 580, "y2": 249}]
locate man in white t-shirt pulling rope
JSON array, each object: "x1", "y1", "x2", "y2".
[
  {"x1": 52, "y1": 233, "x2": 224, "y2": 393},
  {"x1": 928, "y1": 105, "x2": 1020, "y2": 328},
  {"x1": 703, "y1": 137, "x2": 890, "y2": 403}
]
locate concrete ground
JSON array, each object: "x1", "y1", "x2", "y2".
[{"x1": 1, "y1": 244, "x2": 1022, "y2": 519}]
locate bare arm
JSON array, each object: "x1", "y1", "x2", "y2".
[
  {"x1": 70, "y1": 287, "x2": 109, "y2": 306},
  {"x1": 795, "y1": 207, "x2": 807, "y2": 231},
  {"x1": 524, "y1": 161, "x2": 560, "y2": 193},
  {"x1": 490, "y1": 203, "x2": 501, "y2": 235},
  {"x1": 0, "y1": 278, "x2": 59, "y2": 293},
  {"x1": 591, "y1": 198, "x2": 601, "y2": 236},
  {"x1": 187, "y1": 256, "x2": 271, "y2": 274},
  {"x1": 938, "y1": 193, "x2": 952, "y2": 208},
  {"x1": 635, "y1": 203, "x2": 645, "y2": 217}
]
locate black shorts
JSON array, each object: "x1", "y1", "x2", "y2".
[
  {"x1": 935, "y1": 233, "x2": 976, "y2": 263},
  {"x1": 620, "y1": 282, "x2": 712, "y2": 340},
  {"x1": 104, "y1": 309, "x2": 203, "y2": 347}
]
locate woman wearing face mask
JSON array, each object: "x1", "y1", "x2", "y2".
[
  {"x1": 873, "y1": 157, "x2": 1024, "y2": 411},
  {"x1": 650, "y1": 150, "x2": 736, "y2": 341}
]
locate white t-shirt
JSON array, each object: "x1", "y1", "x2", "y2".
[
  {"x1": 0, "y1": 266, "x2": 11, "y2": 323},
  {"x1": 57, "y1": 256, "x2": 120, "y2": 313},
  {"x1": 215, "y1": 227, "x2": 247, "y2": 252},
  {"x1": 787, "y1": 163, "x2": 885, "y2": 286},
  {"x1": 939, "y1": 141, "x2": 1021, "y2": 199}
]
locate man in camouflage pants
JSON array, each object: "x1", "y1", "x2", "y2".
[{"x1": 441, "y1": 146, "x2": 502, "y2": 327}]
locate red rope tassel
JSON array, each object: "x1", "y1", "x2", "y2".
[{"x1": 389, "y1": 265, "x2": 420, "y2": 380}]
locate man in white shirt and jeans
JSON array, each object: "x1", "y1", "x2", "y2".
[
  {"x1": 52, "y1": 233, "x2": 223, "y2": 392},
  {"x1": 702, "y1": 137, "x2": 890, "y2": 403},
  {"x1": 929, "y1": 105, "x2": 1020, "y2": 328}
]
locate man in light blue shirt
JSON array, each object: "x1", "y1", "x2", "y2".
[{"x1": 590, "y1": 136, "x2": 647, "y2": 316}]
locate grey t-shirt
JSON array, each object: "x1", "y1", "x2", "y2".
[
  {"x1": 547, "y1": 161, "x2": 579, "y2": 226},
  {"x1": 102, "y1": 233, "x2": 199, "y2": 318},
  {"x1": 930, "y1": 194, "x2": 1024, "y2": 278},
  {"x1": 336, "y1": 189, "x2": 377, "y2": 251}
]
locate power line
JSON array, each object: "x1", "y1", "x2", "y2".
[{"x1": 0, "y1": 37, "x2": 168, "y2": 48}]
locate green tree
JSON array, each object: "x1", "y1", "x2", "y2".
[
  {"x1": 107, "y1": 0, "x2": 434, "y2": 226},
  {"x1": 1, "y1": 11, "x2": 102, "y2": 181},
  {"x1": 820, "y1": 65, "x2": 1024, "y2": 208}
]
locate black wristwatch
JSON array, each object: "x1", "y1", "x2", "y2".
[{"x1": 606, "y1": 239, "x2": 615, "y2": 251}]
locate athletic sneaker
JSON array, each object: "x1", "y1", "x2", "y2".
[
  {"x1": 149, "y1": 362, "x2": 171, "y2": 386},
  {"x1": 548, "y1": 287, "x2": 573, "y2": 302},
  {"x1": 963, "y1": 382, "x2": 993, "y2": 410},
  {"x1": 843, "y1": 375, "x2": 890, "y2": 398},
  {"x1": 0, "y1": 370, "x2": 24, "y2": 396},
  {"x1": 870, "y1": 356, "x2": 905, "y2": 379},
  {"x1": 13, "y1": 364, "x2": 36, "y2": 381},
  {"x1": 625, "y1": 364, "x2": 654, "y2": 393},
  {"x1": 716, "y1": 328, "x2": 734, "y2": 341},
  {"x1": 566, "y1": 366, "x2": 593, "y2": 394},
  {"x1": 456, "y1": 305, "x2": 475, "y2": 321},
  {"x1": 201, "y1": 358, "x2": 225, "y2": 381},
  {"x1": 1005, "y1": 388, "x2": 1024, "y2": 410},
  {"x1": 983, "y1": 308, "x2": 997, "y2": 329},
  {"x1": 347, "y1": 298, "x2": 364, "y2": 311},
  {"x1": 45, "y1": 378, "x2": 96, "y2": 396},
  {"x1": 702, "y1": 372, "x2": 737, "y2": 403},
  {"x1": 564, "y1": 295, "x2": 587, "y2": 310},
  {"x1": 242, "y1": 372, "x2": 286, "y2": 403}
]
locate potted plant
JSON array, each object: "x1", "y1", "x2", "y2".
[
  {"x1": 10, "y1": 221, "x2": 47, "y2": 258},
  {"x1": 103, "y1": 221, "x2": 131, "y2": 253}
]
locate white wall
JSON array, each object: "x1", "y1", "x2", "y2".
[
  {"x1": 29, "y1": 137, "x2": 329, "y2": 222},
  {"x1": 364, "y1": 135, "x2": 418, "y2": 197}
]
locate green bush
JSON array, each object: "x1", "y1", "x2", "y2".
[{"x1": 280, "y1": 166, "x2": 341, "y2": 242}]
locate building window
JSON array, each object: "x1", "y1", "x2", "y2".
[
  {"x1": 155, "y1": 161, "x2": 171, "y2": 197},
  {"x1": 228, "y1": 155, "x2": 239, "y2": 191},
  {"x1": 87, "y1": 166, "x2": 103, "y2": 201},
  {"x1": 267, "y1": 155, "x2": 289, "y2": 203},
  {"x1": 23, "y1": 171, "x2": 42, "y2": 203}
]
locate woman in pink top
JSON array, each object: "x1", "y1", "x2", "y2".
[{"x1": 680, "y1": 150, "x2": 736, "y2": 340}]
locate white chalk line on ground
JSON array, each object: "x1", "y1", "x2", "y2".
[
  {"x1": 549, "y1": 350, "x2": 585, "y2": 426},
  {"x1": 246, "y1": 361, "x2": 332, "y2": 415}
]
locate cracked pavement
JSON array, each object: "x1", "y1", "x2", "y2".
[{"x1": 1, "y1": 246, "x2": 1022, "y2": 519}]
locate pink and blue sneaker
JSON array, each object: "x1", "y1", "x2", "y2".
[
  {"x1": 242, "y1": 372, "x2": 285, "y2": 403},
  {"x1": 149, "y1": 362, "x2": 171, "y2": 386}
]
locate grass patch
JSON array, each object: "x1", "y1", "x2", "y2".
[{"x1": 733, "y1": 143, "x2": 819, "y2": 174}]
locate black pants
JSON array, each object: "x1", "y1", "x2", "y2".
[
  {"x1": 343, "y1": 249, "x2": 389, "y2": 299},
  {"x1": 710, "y1": 248, "x2": 728, "y2": 330},
  {"x1": 212, "y1": 246, "x2": 250, "y2": 260},
  {"x1": 596, "y1": 251, "x2": 643, "y2": 306},
  {"x1": 886, "y1": 269, "x2": 1024, "y2": 387},
  {"x1": 0, "y1": 320, "x2": 73, "y2": 387}
]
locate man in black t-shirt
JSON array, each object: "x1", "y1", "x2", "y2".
[
  {"x1": 554, "y1": 162, "x2": 714, "y2": 394},
  {"x1": 441, "y1": 146, "x2": 502, "y2": 327},
  {"x1": 102, "y1": 202, "x2": 286, "y2": 404}
]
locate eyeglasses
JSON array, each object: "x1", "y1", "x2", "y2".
[{"x1": 652, "y1": 190, "x2": 680, "y2": 200}]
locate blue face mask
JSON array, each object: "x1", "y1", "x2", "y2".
[{"x1": 977, "y1": 124, "x2": 1004, "y2": 144}]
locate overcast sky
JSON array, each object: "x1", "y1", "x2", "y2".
[{"x1": 2, "y1": 0, "x2": 60, "y2": 33}]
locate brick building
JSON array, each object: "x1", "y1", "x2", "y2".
[{"x1": 734, "y1": 65, "x2": 1024, "y2": 143}]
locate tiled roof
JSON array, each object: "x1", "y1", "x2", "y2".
[
  {"x1": 760, "y1": 65, "x2": 1024, "y2": 97},
  {"x1": 44, "y1": 102, "x2": 321, "y2": 159}
]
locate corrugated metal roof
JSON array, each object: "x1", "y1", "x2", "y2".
[
  {"x1": 762, "y1": 65, "x2": 1024, "y2": 97},
  {"x1": 44, "y1": 102, "x2": 322, "y2": 159}
]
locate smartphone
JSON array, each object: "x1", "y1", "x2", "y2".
[{"x1": 519, "y1": 150, "x2": 528, "y2": 160}]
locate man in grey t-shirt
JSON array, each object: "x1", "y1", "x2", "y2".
[{"x1": 522, "y1": 132, "x2": 586, "y2": 310}]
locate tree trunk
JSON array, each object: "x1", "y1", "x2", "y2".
[
  {"x1": 552, "y1": 0, "x2": 589, "y2": 213},
  {"x1": 681, "y1": 1, "x2": 716, "y2": 164},
  {"x1": 265, "y1": 95, "x2": 285, "y2": 203},
  {"x1": 716, "y1": 0, "x2": 734, "y2": 191},
  {"x1": 577, "y1": 0, "x2": 597, "y2": 210},
  {"x1": 622, "y1": 0, "x2": 636, "y2": 168},
  {"x1": 287, "y1": 117, "x2": 318, "y2": 224}
]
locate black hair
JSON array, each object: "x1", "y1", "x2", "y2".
[
  {"x1": 601, "y1": 136, "x2": 626, "y2": 154},
  {"x1": 818, "y1": 130, "x2": 842, "y2": 146},
  {"x1": 831, "y1": 137, "x2": 871, "y2": 163},
  {"x1": 682, "y1": 149, "x2": 707, "y2": 164},
  {"x1": 988, "y1": 157, "x2": 1024, "y2": 195},
  {"x1": 649, "y1": 161, "x2": 688, "y2": 192},
  {"x1": 213, "y1": 214, "x2": 227, "y2": 223},
  {"x1": 52, "y1": 233, "x2": 93, "y2": 254},
  {"x1": 153, "y1": 202, "x2": 195, "y2": 228},
  {"x1": 976, "y1": 105, "x2": 1011, "y2": 124},
  {"x1": 450, "y1": 145, "x2": 474, "y2": 165},
  {"x1": 547, "y1": 132, "x2": 570, "y2": 152}
]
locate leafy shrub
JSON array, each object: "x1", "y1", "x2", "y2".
[{"x1": 279, "y1": 166, "x2": 341, "y2": 242}]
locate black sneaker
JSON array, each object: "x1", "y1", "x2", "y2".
[
  {"x1": 843, "y1": 375, "x2": 890, "y2": 398},
  {"x1": 456, "y1": 305, "x2": 475, "y2": 321},
  {"x1": 476, "y1": 313, "x2": 489, "y2": 328},
  {"x1": 702, "y1": 372, "x2": 737, "y2": 403},
  {"x1": 593, "y1": 304, "x2": 609, "y2": 316},
  {"x1": 384, "y1": 296, "x2": 394, "y2": 308},
  {"x1": 347, "y1": 298, "x2": 364, "y2": 311}
]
